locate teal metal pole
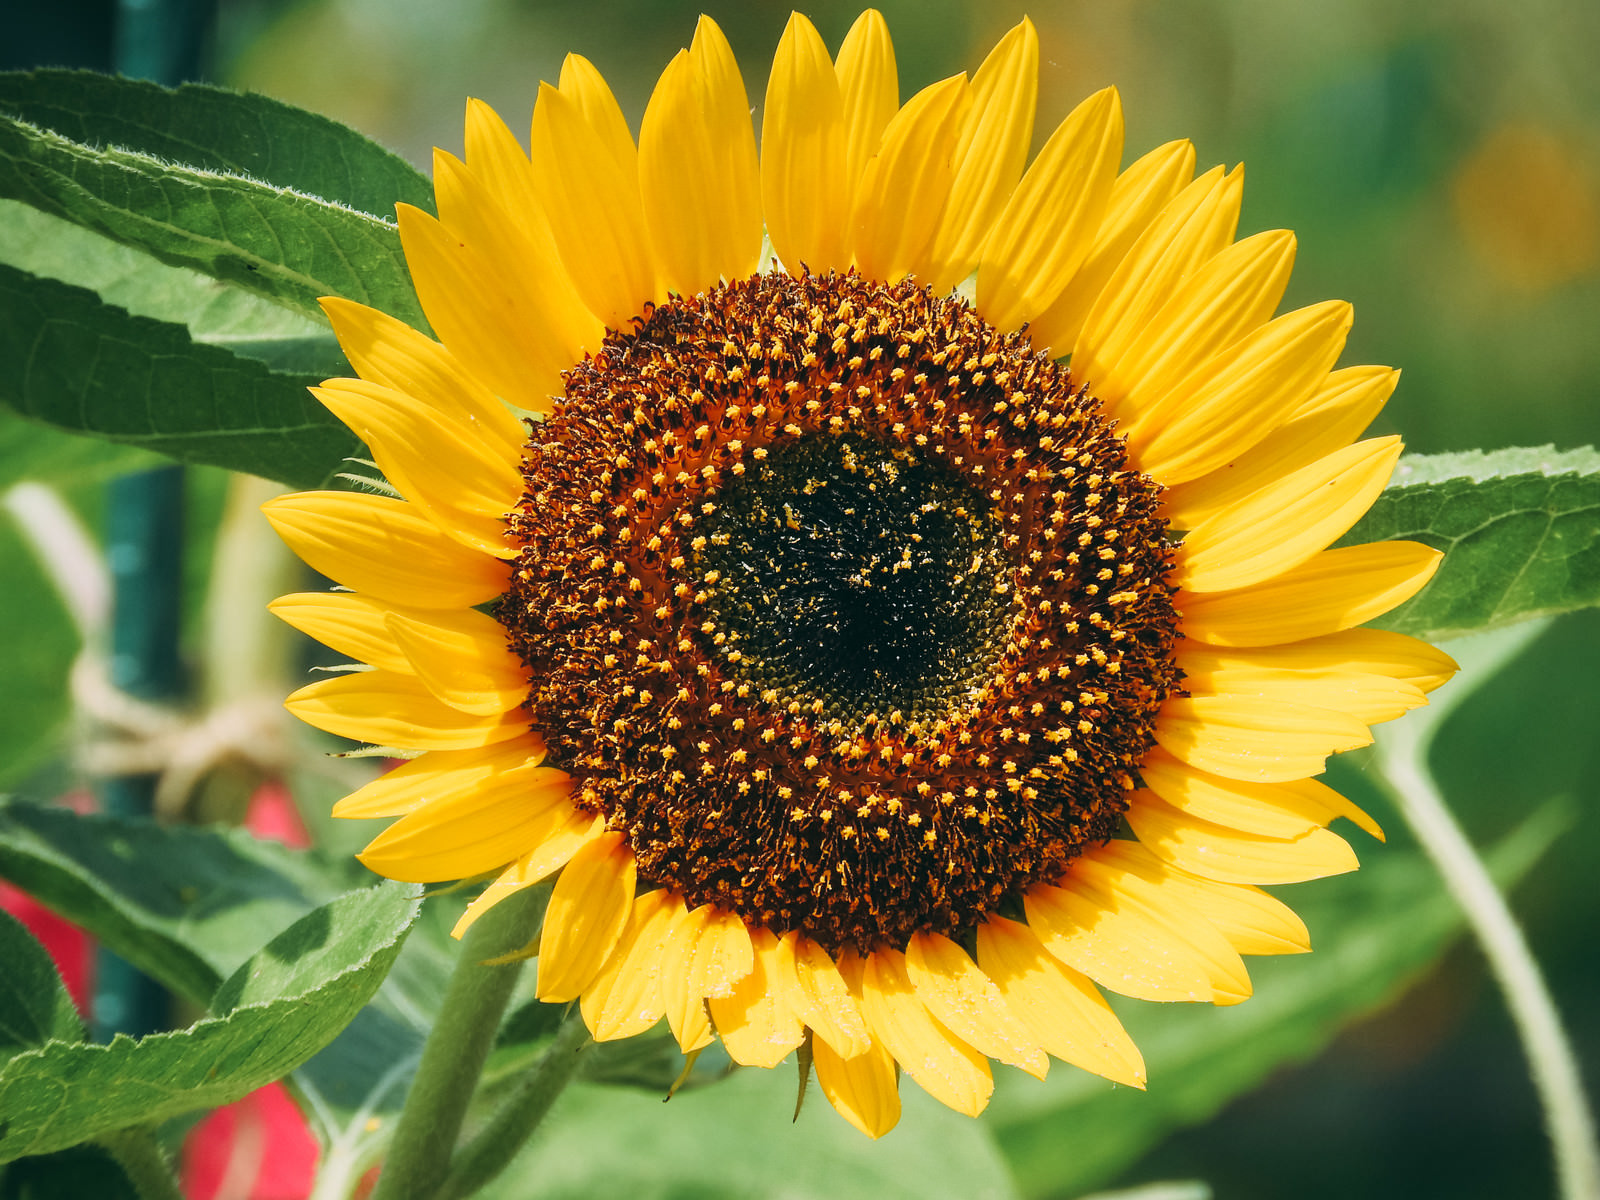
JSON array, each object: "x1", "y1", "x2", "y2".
[{"x1": 91, "y1": 0, "x2": 213, "y2": 1042}]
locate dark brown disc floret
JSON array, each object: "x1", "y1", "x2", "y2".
[{"x1": 502, "y1": 270, "x2": 1181, "y2": 954}]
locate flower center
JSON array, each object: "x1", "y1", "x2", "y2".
[
  {"x1": 692, "y1": 432, "x2": 1012, "y2": 729},
  {"x1": 503, "y1": 270, "x2": 1182, "y2": 953}
]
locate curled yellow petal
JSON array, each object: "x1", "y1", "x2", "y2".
[
  {"x1": 812, "y1": 1029, "x2": 901, "y2": 1139},
  {"x1": 860, "y1": 947, "x2": 993, "y2": 1116},
  {"x1": 762, "y1": 13, "x2": 847, "y2": 274},
  {"x1": 536, "y1": 830, "x2": 637, "y2": 1002},
  {"x1": 639, "y1": 18, "x2": 763, "y2": 295},
  {"x1": 774, "y1": 932, "x2": 870, "y2": 1058},
  {"x1": 849, "y1": 74, "x2": 970, "y2": 284},
  {"x1": 708, "y1": 927, "x2": 805, "y2": 1068},
  {"x1": 1178, "y1": 541, "x2": 1444, "y2": 647},
  {"x1": 285, "y1": 670, "x2": 526, "y2": 752},
  {"x1": 1127, "y1": 790, "x2": 1361, "y2": 885},
  {"x1": 262, "y1": 492, "x2": 509, "y2": 610},
  {"x1": 1174, "y1": 436, "x2": 1404, "y2": 592},
  {"x1": 975, "y1": 915, "x2": 1146, "y2": 1087},
  {"x1": 331, "y1": 738, "x2": 549, "y2": 821},
  {"x1": 976, "y1": 86, "x2": 1123, "y2": 333},
  {"x1": 904, "y1": 930, "x2": 1046, "y2": 1077},
  {"x1": 385, "y1": 609, "x2": 528, "y2": 716}
]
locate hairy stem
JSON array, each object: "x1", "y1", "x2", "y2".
[
  {"x1": 369, "y1": 885, "x2": 549, "y2": 1200},
  {"x1": 438, "y1": 1012, "x2": 592, "y2": 1200},
  {"x1": 99, "y1": 1126, "x2": 184, "y2": 1200}
]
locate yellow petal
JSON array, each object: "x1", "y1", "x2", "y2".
[
  {"x1": 1072, "y1": 164, "x2": 1242, "y2": 393},
  {"x1": 849, "y1": 74, "x2": 970, "y2": 284},
  {"x1": 683, "y1": 905, "x2": 756, "y2": 1000},
  {"x1": 452, "y1": 811, "x2": 602, "y2": 938},
  {"x1": 975, "y1": 915, "x2": 1146, "y2": 1088},
  {"x1": 394, "y1": 203, "x2": 571, "y2": 413},
  {"x1": 1153, "y1": 872, "x2": 1311, "y2": 957},
  {"x1": 904, "y1": 931, "x2": 1047, "y2": 1077},
  {"x1": 1177, "y1": 643, "x2": 1428, "y2": 726},
  {"x1": 812, "y1": 1030, "x2": 902, "y2": 1139},
  {"x1": 555, "y1": 53, "x2": 637, "y2": 170},
  {"x1": 925, "y1": 17, "x2": 1038, "y2": 292},
  {"x1": 774, "y1": 932, "x2": 871, "y2": 1058},
  {"x1": 1162, "y1": 365, "x2": 1398, "y2": 527},
  {"x1": 530, "y1": 80, "x2": 658, "y2": 331},
  {"x1": 1127, "y1": 299, "x2": 1353, "y2": 486},
  {"x1": 580, "y1": 889, "x2": 677, "y2": 1041},
  {"x1": 1024, "y1": 875, "x2": 1218, "y2": 1004},
  {"x1": 659, "y1": 901, "x2": 715, "y2": 1053},
  {"x1": 312, "y1": 378, "x2": 520, "y2": 558},
  {"x1": 1068, "y1": 845, "x2": 1254, "y2": 1004},
  {"x1": 1092, "y1": 228, "x2": 1296, "y2": 418},
  {"x1": 1138, "y1": 746, "x2": 1382, "y2": 841},
  {"x1": 285, "y1": 670, "x2": 526, "y2": 751},
  {"x1": 269, "y1": 591, "x2": 411, "y2": 673},
  {"x1": 1028, "y1": 139, "x2": 1196, "y2": 355},
  {"x1": 384, "y1": 609, "x2": 527, "y2": 716},
  {"x1": 536, "y1": 830, "x2": 637, "y2": 1002},
  {"x1": 639, "y1": 18, "x2": 764, "y2": 295},
  {"x1": 762, "y1": 13, "x2": 847, "y2": 274},
  {"x1": 1178, "y1": 541, "x2": 1444, "y2": 647},
  {"x1": 1155, "y1": 694, "x2": 1371, "y2": 783},
  {"x1": 432, "y1": 149, "x2": 602, "y2": 380},
  {"x1": 318, "y1": 297, "x2": 526, "y2": 458},
  {"x1": 331, "y1": 738, "x2": 550, "y2": 820},
  {"x1": 261, "y1": 492, "x2": 510, "y2": 610},
  {"x1": 1230, "y1": 627, "x2": 1458, "y2": 694},
  {"x1": 976, "y1": 86, "x2": 1123, "y2": 333},
  {"x1": 356, "y1": 766, "x2": 576, "y2": 882},
  {"x1": 1175, "y1": 436, "x2": 1404, "y2": 592},
  {"x1": 834, "y1": 9, "x2": 898, "y2": 197},
  {"x1": 1127, "y1": 790, "x2": 1360, "y2": 885},
  {"x1": 708, "y1": 927, "x2": 805, "y2": 1068},
  {"x1": 860, "y1": 948, "x2": 993, "y2": 1116}
]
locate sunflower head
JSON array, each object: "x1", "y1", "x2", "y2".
[{"x1": 266, "y1": 9, "x2": 1453, "y2": 1139}]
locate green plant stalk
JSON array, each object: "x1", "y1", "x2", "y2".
[
  {"x1": 1376, "y1": 718, "x2": 1600, "y2": 1200},
  {"x1": 98, "y1": 1126, "x2": 184, "y2": 1200},
  {"x1": 438, "y1": 1013, "x2": 592, "y2": 1200},
  {"x1": 369, "y1": 885, "x2": 550, "y2": 1200}
]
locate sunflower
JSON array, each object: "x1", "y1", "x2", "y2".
[{"x1": 264, "y1": 11, "x2": 1454, "y2": 1138}]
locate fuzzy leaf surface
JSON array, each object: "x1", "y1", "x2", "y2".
[
  {"x1": 1348, "y1": 445, "x2": 1600, "y2": 639},
  {"x1": 0, "y1": 800, "x2": 367, "y2": 1007},
  {"x1": 0, "y1": 880, "x2": 419, "y2": 1162},
  {"x1": 0, "y1": 105, "x2": 426, "y2": 328},
  {"x1": 0, "y1": 907, "x2": 83, "y2": 1066},
  {"x1": 0, "y1": 262, "x2": 357, "y2": 488},
  {"x1": 0, "y1": 69, "x2": 433, "y2": 220}
]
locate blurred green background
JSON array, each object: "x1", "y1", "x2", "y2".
[{"x1": 6, "y1": 0, "x2": 1597, "y2": 1196}]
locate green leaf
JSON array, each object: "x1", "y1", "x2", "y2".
[
  {"x1": 0, "y1": 200, "x2": 345, "y2": 378},
  {"x1": 0, "y1": 106, "x2": 427, "y2": 330},
  {"x1": 984, "y1": 802, "x2": 1565, "y2": 1198},
  {"x1": 479, "y1": 1067, "x2": 1019, "y2": 1200},
  {"x1": 0, "y1": 70, "x2": 433, "y2": 221},
  {"x1": 0, "y1": 908, "x2": 83, "y2": 1065},
  {"x1": 0, "y1": 800, "x2": 368, "y2": 1007},
  {"x1": 0, "y1": 262, "x2": 359, "y2": 489},
  {"x1": 1347, "y1": 445, "x2": 1600, "y2": 640},
  {"x1": 0, "y1": 879, "x2": 419, "y2": 1163}
]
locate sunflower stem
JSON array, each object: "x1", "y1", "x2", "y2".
[
  {"x1": 1374, "y1": 626, "x2": 1600, "y2": 1200},
  {"x1": 369, "y1": 885, "x2": 550, "y2": 1200},
  {"x1": 98, "y1": 1126, "x2": 185, "y2": 1200},
  {"x1": 436, "y1": 1011, "x2": 591, "y2": 1200}
]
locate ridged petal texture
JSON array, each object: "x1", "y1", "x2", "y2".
[{"x1": 266, "y1": 9, "x2": 1452, "y2": 1143}]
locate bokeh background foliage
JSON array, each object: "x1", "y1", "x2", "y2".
[{"x1": 0, "y1": 1, "x2": 1595, "y2": 1198}]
